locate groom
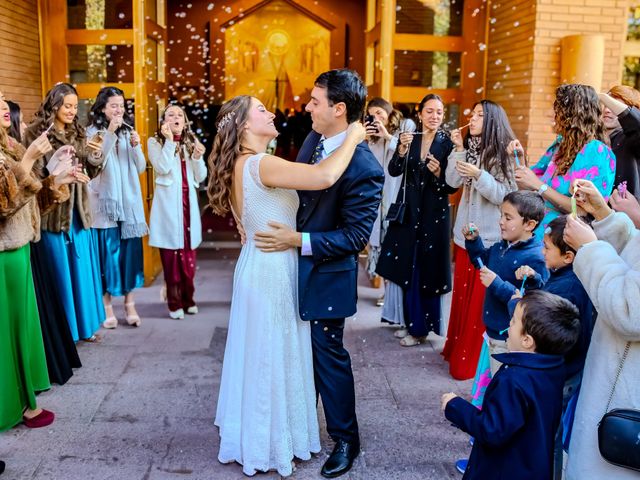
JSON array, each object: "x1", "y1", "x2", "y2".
[{"x1": 255, "y1": 69, "x2": 384, "y2": 477}]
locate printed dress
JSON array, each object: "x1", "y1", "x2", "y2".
[{"x1": 531, "y1": 137, "x2": 616, "y2": 237}]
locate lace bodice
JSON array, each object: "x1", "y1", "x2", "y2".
[{"x1": 241, "y1": 153, "x2": 299, "y2": 238}]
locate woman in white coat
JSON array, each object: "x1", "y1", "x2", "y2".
[
  {"x1": 563, "y1": 178, "x2": 640, "y2": 479},
  {"x1": 148, "y1": 104, "x2": 207, "y2": 319}
]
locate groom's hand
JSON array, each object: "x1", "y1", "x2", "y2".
[{"x1": 254, "y1": 222, "x2": 302, "y2": 252}]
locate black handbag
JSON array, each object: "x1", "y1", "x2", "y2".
[
  {"x1": 597, "y1": 342, "x2": 640, "y2": 472},
  {"x1": 385, "y1": 153, "x2": 408, "y2": 225}
]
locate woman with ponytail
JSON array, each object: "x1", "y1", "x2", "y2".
[
  {"x1": 376, "y1": 93, "x2": 457, "y2": 347},
  {"x1": 148, "y1": 104, "x2": 207, "y2": 320}
]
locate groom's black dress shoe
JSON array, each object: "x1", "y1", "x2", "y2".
[
  {"x1": 321, "y1": 439, "x2": 360, "y2": 478},
  {"x1": 0, "y1": 460, "x2": 5, "y2": 475}
]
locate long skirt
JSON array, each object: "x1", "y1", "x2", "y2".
[
  {"x1": 31, "y1": 243, "x2": 82, "y2": 385},
  {"x1": 441, "y1": 245, "x2": 486, "y2": 380},
  {"x1": 381, "y1": 281, "x2": 405, "y2": 326},
  {"x1": 95, "y1": 226, "x2": 144, "y2": 297},
  {"x1": 404, "y1": 252, "x2": 441, "y2": 337},
  {"x1": 159, "y1": 247, "x2": 197, "y2": 312},
  {"x1": 37, "y1": 216, "x2": 105, "y2": 341},
  {"x1": 0, "y1": 245, "x2": 50, "y2": 431}
]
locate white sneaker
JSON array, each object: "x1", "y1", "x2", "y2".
[
  {"x1": 169, "y1": 308, "x2": 185, "y2": 320},
  {"x1": 186, "y1": 306, "x2": 198, "y2": 315}
]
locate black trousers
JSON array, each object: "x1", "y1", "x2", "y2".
[{"x1": 310, "y1": 317, "x2": 359, "y2": 443}]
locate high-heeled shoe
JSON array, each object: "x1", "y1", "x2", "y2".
[
  {"x1": 102, "y1": 305, "x2": 117, "y2": 329},
  {"x1": 124, "y1": 302, "x2": 141, "y2": 327}
]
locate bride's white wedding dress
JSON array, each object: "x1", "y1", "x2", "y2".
[{"x1": 215, "y1": 153, "x2": 321, "y2": 476}]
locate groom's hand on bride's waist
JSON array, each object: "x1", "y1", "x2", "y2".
[{"x1": 254, "y1": 221, "x2": 302, "y2": 252}]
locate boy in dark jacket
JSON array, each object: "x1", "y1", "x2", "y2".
[
  {"x1": 514, "y1": 215, "x2": 595, "y2": 479},
  {"x1": 464, "y1": 191, "x2": 549, "y2": 374},
  {"x1": 442, "y1": 290, "x2": 580, "y2": 480}
]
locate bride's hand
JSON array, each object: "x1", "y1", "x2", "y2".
[{"x1": 347, "y1": 122, "x2": 366, "y2": 144}]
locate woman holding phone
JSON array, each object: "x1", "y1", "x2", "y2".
[
  {"x1": 148, "y1": 104, "x2": 207, "y2": 319},
  {"x1": 364, "y1": 97, "x2": 414, "y2": 320},
  {"x1": 24, "y1": 82, "x2": 105, "y2": 343},
  {"x1": 87, "y1": 87, "x2": 148, "y2": 329}
]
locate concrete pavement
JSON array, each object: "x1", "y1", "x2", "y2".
[{"x1": 1, "y1": 249, "x2": 473, "y2": 479}]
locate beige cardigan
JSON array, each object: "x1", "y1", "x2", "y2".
[{"x1": 445, "y1": 149, "x2": 517, "y2": 248}]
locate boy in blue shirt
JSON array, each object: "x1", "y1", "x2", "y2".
[
  {"x1": 442, "y1": 290, "x2": 580, "y2": 480},
  {"x1": 464, "y1": 191, "x2": 549, "y2": 374}
]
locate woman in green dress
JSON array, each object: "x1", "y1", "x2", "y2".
[{"x1": 0, "y1": 94, "x2": 87, "y2": 431}]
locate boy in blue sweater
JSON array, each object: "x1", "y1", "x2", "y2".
[
  {"x1": 464, "y1": 191, "x2": 549, "y2": 374},
  {"x1": 514, "y1": 215, "x2": 595, "y2": 479},
  {"x1": 442, "y1": 290, "x2": 580, "y2": 480}
]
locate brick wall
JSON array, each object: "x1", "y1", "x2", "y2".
[
  {"x1": 527, "y1": 0, "x2": 628, "y2": 160},
  {"x1": 0, "y1": 0, "x2": 42, "y2": 120},
  {"x1": 486, "y1": 0, "x2": 537, "y2": 149},
  {"x1": 486, "y1": 0, "x2": 628, "y2": 162}
]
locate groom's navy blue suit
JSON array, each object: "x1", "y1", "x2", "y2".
[{"x1": 296, "y1": 130, "x2": 384, "y2": 443}]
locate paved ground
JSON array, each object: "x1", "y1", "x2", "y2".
[{"x1": 1, "y1": 249, "x2": 473, "y2": 480}]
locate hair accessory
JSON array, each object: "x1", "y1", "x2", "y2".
[
  {"x1": 217, "y1": 111, "x2": 236, "y2": 130},
  {"x1": 544, "y1": 226, "x2": 552, "y2": 235}
]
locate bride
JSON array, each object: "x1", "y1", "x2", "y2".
[{"x1": 207, "y1": 95, "x2": 365, "y2": 477}]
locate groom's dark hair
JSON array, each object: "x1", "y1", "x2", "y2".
[{"x1": 314, "y1": 69, "x2": 367, "y2": 124}]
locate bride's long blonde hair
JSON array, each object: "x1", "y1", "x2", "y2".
[{"x1": 207, "y1": 95, "x2": 254, "y2": 216}]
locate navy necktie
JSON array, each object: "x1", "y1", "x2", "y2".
[{"x1": 310, "y1": 139, "x2": 324, "y2": 164}]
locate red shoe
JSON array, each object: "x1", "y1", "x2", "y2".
[{"x1": 23, "y1": 409, "x2": 55, "y2": 428}]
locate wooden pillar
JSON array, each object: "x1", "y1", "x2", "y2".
[
  {"x1": 37, "y1": 0, "x2": 68, "y2": 91},
  {"x1": 379, "y1": 0, "x2": 395, "y2": 100}
]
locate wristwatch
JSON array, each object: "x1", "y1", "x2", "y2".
[{"x1": 537, "y1": 183, "x2": 548, "y2": 195}]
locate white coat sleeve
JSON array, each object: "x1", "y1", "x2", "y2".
[
  {"x1": 148, "y1": 137, "x2": 176, "y2": 175},
  {"x1": 574, "y1": 212, "x2": 640, "y2": 341}
]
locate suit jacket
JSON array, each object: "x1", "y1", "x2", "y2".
[
  {"x1": 296, "y1": 130, "x2": 384, "y2": 320},
  {"x1": 445, "y1": 352, "x2": 566, "y2": 480}
]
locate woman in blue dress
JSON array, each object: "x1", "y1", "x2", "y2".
[
  {"x1": 24, "y1": 83, "x2": 105, "y2": 342},
  {"x1": 87, "y1": 87, "x2": 147, "y2": 329}
]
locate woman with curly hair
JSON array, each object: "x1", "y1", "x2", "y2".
[
  {"x1": 442, "y1": 99, "x2": 518, "y2": 379},
  {"x1": 87, "y1": 87, "x2": 147, "y2": 329},
  {"x1": 514, "y1": 84, "x2": 616, "y2": 236},
  {"x1": 148, "y1": 104, "x2": 207, "y2": 319},
  {"x1": 24, "y1": 82, "x2": 105, "y2": 343}
]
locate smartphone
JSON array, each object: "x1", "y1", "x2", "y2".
[{"x1": 364, "y1": 114, "x2": 378, "y2": 133}]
